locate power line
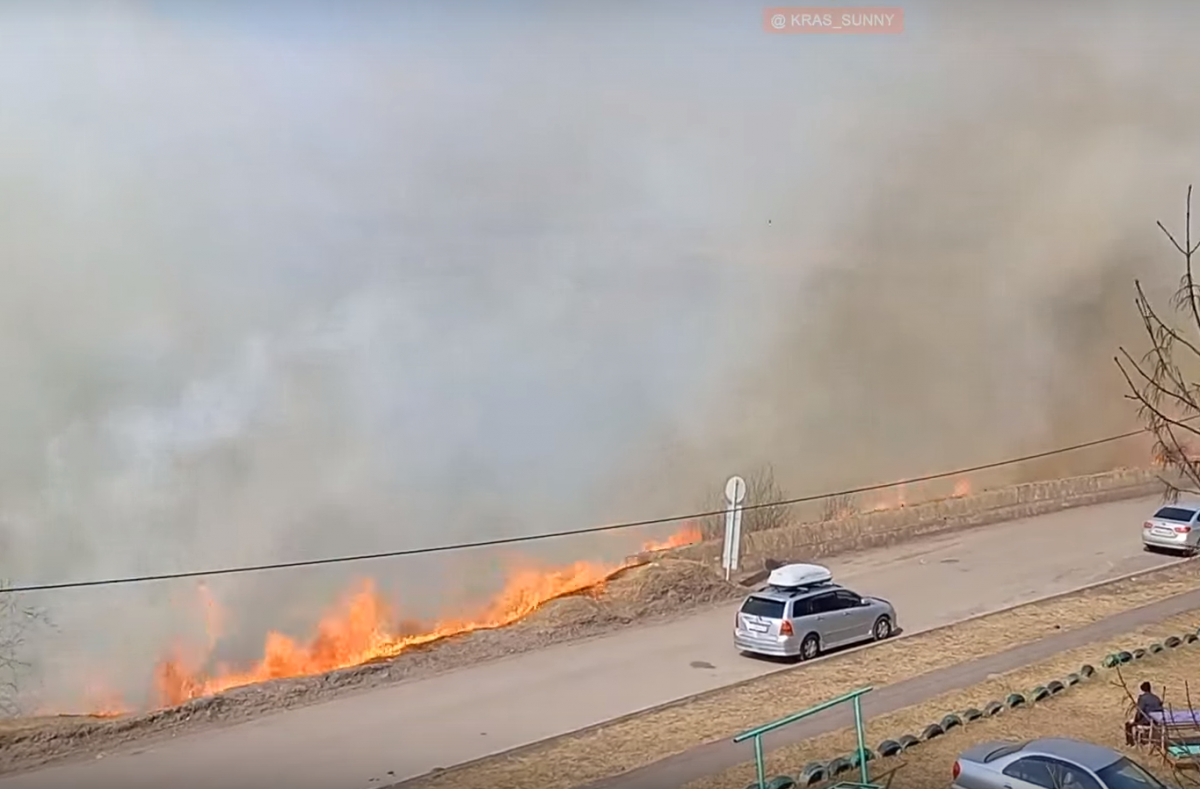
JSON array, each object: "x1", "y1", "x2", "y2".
[{"x1": 0, "y1": 423, "x2": 1156, "y2": 595}]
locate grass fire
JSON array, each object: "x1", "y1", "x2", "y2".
[{"x1": 146, "y1": 525, "x2": 702, "y2": 709}]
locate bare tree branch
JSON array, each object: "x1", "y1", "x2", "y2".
[
  {"x1": 1115, "y1": 185, "x2": 1200, "y2": 499},
  {"x1": 0, "y1": 581, "x2": 48, "y2": 718}
]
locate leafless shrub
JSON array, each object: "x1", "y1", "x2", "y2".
[
  {"x1": 0, "y1": 583, "x2": 48, "y2": 718},
  {"x1": 820, "y1": 492, "x2": 859, "y2": 522},
  {"x1": 696, "y1": 464, "x2": 794, "y2": 541},
  {"x1": 1116, "y1": 186, "x2": 1200, "y2": 500}
]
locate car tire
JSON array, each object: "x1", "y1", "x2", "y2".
[
  {"x1": 799, "y1": 633, "x2": 821, "y2": 661},
  {"x1": 873, "y1": 616, "x2": 893, "y2": 641}
]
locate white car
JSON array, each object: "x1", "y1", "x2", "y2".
[{"x1": 1142, "y1": 503, "x2": 1200, "y2": 556}]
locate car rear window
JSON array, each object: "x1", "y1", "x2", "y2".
[
  {"x1": 983, "y1": 742, "x2": 1028, "y2": 763},
  {"x1": 1096, "y1": 757, "x2": 1168, "y2": 789},
  {"x1": 1154, "y1": 506, "x2": 1197, "y2": 523},
  {"x1": 740, "y1": 596, "x2": 786, "y2": 618}
]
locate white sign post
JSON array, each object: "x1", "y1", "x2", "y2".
[{"x1": 721, "y1": 475, "x2": 747, "y2": 581}]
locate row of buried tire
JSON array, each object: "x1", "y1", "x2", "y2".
[{"x1": 743, "y1": 628, "x2": 1200, "y2": 789}]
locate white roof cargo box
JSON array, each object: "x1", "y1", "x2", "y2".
[{"x1": 767, "y1": 563, "x2": 833, "y2": 589}]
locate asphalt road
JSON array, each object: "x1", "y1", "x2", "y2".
[
  {"x1": 575, "y1": 584, "x2": 1200, "y2": 789},
  {"x1": 0, "y1": 496, "x2": 1173, "y2": 789}
]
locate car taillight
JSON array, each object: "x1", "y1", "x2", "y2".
[
  {"x1": 780, "y1": 620, "x2": 794, "y2": 636},
  {"x1": 952, "y1": 761, "x2": 961, "y2": 780},
  {"x1": 1176, "y1": 525, "x2": 1192, "y2": 533},
  {"x1": 1145, "y1": 521, "x2": 1154, "y2": 530}
]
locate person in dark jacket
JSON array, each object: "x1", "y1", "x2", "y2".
[{"x1": 1126, "y1": 682, "x2": 1164, "y2": 744}]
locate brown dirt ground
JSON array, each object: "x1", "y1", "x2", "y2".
[
  {"x1": 684, "y1": 610, "x2": 1200, "y2": 789},
  {"x1": 385, "y1": 561, "x2": 1200, "y2": 789}
]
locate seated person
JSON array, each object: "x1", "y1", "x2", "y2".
[{"x1": 1125, "y1": 681, "x2": 1164, "y2": 744}]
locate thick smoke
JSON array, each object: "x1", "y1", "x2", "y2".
[
  {"x1": 605, "y1": 3, "x2": 1200, "y2": 517},
  {"x1": 0, "y1": 1, "x2": 1197, "y2": 710}
]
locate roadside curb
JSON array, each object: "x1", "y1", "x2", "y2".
[{"x1": 392, "y1": 557, "x2": 1190, "y2": 788}]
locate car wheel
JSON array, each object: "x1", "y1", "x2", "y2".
[
  {"x1": 799, "y1": 633, "x2": 821, "y2": 661},
  {"x1": 873, "y1": 616, "x2": 893, "y2": 641}
]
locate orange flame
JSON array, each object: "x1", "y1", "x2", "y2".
[
  {"x1": 641, "y1": 522, "x2": 703, "y2": 551},
  {"x1": 951, "y1": 478, "x2": 972, "y2": 498},
  {"x1": 153, "y1": 525, "x2": 703, "y2": 708}
]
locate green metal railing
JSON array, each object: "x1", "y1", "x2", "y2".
[{"x1": 732, "y1": 686, "x2": 877, "y2": 789}]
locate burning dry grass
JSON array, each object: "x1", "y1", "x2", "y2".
[
  {"x1": 0, "y1": 480, "x2": 1179, "y2": 777},
  {"x1": 0, "y1": 557, "x2": 742, "y2": 776},
  {"x1": 147, "y1": 525, "x2": 703, "y2": 709},
  {"x1": 682, "y1": 611, "x2": 1200, "y2": 789},
  {"x1": 395, "y1": 561, "x2": 1200, "y2": 789},
  {"x1": 46, "y1": 469, "x2": 1152, "y2": 720}
]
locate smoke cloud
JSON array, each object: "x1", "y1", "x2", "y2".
[{"x1": 0, "y1": 0, "x2": 1197, "y2": 710}]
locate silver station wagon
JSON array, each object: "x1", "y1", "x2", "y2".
[{"x1": 733, "y1": 563, "x2": 897, "y2": 660}]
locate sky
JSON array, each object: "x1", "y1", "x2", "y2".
[{"x1": 1, "y1": 0, "x2": 1200, "y2": 710}]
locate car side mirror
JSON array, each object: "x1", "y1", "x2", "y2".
[{"x1": 860, "y1": 599, "x2": 870, "y2": 606}]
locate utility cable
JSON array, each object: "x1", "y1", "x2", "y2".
[{"x1": 0, "y1": 422, "x2": 1159, "y2": 594}]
